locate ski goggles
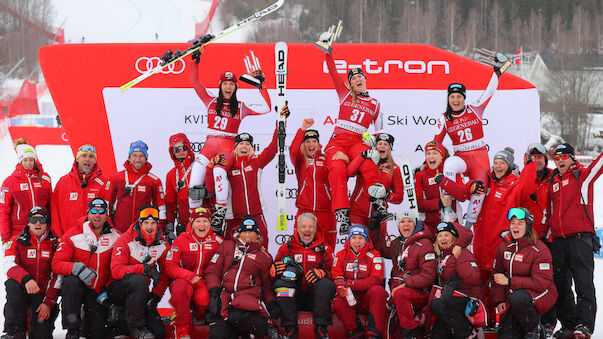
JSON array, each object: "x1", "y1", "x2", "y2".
[
  {"x1": 139, "y1": 207, "x2": 160, "y2": 221},
  {"x1": 89, "y1": 208, "x2": 106, "y2": 215},
  {"x1": 171, "y1": 145, "x2": 188, "y2": 153},
  {"x1": 554, "y1": 154, "x2": 571, "y2": 161},
  {"x1": 28, "y1": 215, "x2": 47, "y2": 225},
  {"x1": 506, "y1": 208, "x2": 529, "y2": 221}
]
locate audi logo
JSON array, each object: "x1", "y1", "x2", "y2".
[
  {"x1": 274, "y1": 234, "x2": 291, "y2": 245},
  {"x1": 275, "y1": 188, "x2": 298, "y2": 199},
  {"x1": 135, "y1": 57, "x2": 186, "y2": 74},
  {"x1": 189, "y1": 142, "x2": 206, "y2": 153}
]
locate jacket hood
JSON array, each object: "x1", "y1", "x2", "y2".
[
  {"x1": 132, "y1": 222, "x2": 165, "y2": 246},
  {"x1": 184, "y1": 223, "x2": 218, "y2": 242},
  {"x1": 168, "y1": 133, "x2": 195, "y2": 165},
  {"x1": 343, "y1": 233, "x2": 375, "y2": 255},
  {"x1": 290, "y1": 228, "x2": 327, "y2": 250}
]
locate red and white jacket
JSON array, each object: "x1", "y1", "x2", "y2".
[
  {"x1": 0, "y1": 164, "x2": 52, "y2": 242},
  {"x1": 332, "y1": 238, "x2": 385, "y2": 292},
  {"x1": 52, "y1": 218, "x2": 120, "y2": 294},
  {"x1": 106, "y1": 161, "x2": 166, "y2": 233},
  {"x1": 165, "y1": 133, "x2": 195, "y2": 226},
  {"x1": 51, "y1": 162, "x2": 109, "y2": 237},
  {"x1": 4, "y1": 228, "x2": 60, "y2": 308},
  {"x1": 164, "y1": 228, "x2": 223, "y2": 281}
]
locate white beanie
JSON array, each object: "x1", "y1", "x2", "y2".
[{"x1": 16, "y1": 144, "x2": 36, "y2": 163}]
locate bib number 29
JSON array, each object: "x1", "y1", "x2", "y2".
[{"x1": 213, "y1": 116, "x2": 228, "y2": 130}]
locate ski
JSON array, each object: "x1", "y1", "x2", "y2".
[
  {"x1": 119, "y1": 0, "x2": 285, "y2": 92},
  {"x1": 397, "y1": 156, "x2": 419, "y2": 218},
  {"x1": 275, "y1": 41, "x2": 288, "y2": 231}
]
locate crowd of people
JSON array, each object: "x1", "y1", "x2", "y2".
[{"x1": 0, "y1": 34, "x2": 602, "y2": 339}]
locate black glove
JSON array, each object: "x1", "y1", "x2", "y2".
[
  {"x1": 434, "y1": 174, "x2": 444, "y2": 184},
  {"x1": 143, "y1": 263, "x2": 160, "y2": 287},
  {"x1": 146, "y1": 292, "x2": 161, "y2": 311},
  {"x1": 164, "y1": 222, "x2": 176, "y2": 243},
  {"x1": 440, "y1": 273, "x2": 462, "y2": 303},
  {"x1": 367, "y1": 212, "x2": 381, "y2": 230},
  {"x1": 208, "y1": 287, "x2": 221, "y2": 316},
  {"x1": 266, "y1": 300, "x2": 281, "y2": 319},
  {"x1": 191, "y1": 50, "x2": 201, "y2": 64},
  {"x1": 176, "y1": 223, "x2": 187, "y2": 235}
]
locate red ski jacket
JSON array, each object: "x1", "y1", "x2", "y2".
[
  {"x1": 109, "y1": 223, "x2": 170, "y2": 297},
  {"x1": 106, "y1": 161, "x2": 166, "y2": 232},
  {"x1": 164, "y1": 228, "x2": 223, "y2": 281},
  {"x1": 436, "y1": 243, "x2": 482, "y2": 299},
  {"x1": 544, "y1": 152, "x2": 603, "y2": 239},
  {"x1": 51, "y1": 162, "x2": 108, "y2": 237},
  {"x1": 165, "y1": 133, "x2": 195, "y2": 225},
  {"x1": 205, "y1": 239, "x2": 275, "y2": 319},
  {"x1": 274, "y1": 231, "x2": 334, "y2": 290},
  {"x1": 289, "y1": 128, "x2": 332, "y2": 212},
  {"x1": 491, "y1": 232, "x2": 557, "y2": 315},
  {"x1": 5, "y1": 228, "x2": 60, "y2": 308},
  {"x1": 52, "y1": 218, "x2": 121, "y2": 293},
  {"x1": 0, "y1": 164, "x2": 52, "y2": 242},
  {"x1": 332, "y1": 238, "x2": 385, "y2": 292}
]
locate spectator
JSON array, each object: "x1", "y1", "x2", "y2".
[
  {"x1": 1, "y1": 144, "x2": 52, "y2": 243},
  {"x1": 51, "y1": 144, "x2": 109, "y2": 237},
  {"x1": 3, "y1": 206, "x2": 60, "y2": 339}
]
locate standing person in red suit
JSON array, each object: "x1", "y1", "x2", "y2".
[
  {"x1": 289, "y1": 118, "x2": 336, "y2": 247},
  {"x1": 105, "y1": 140, "x2": 167, "y2": 233},
  {"x1": 332, "y1": 225, "x2": 388, "y2": 339},
  {"x1": 51, "y1": 144, "x2": 109, "y2": 237},
  {"x1": 2, "y1": 206, "x2": 60, "y2": 339},
  {"x1": 415, "y1": 141, "x2": 471, "y2": 233},
  {"x1": 434, "y1": 63, "x2": 508, "y2": 228},
  {"x1": 317, "y1": 35, "x2": 391, "y2": 235},
  {"x1": 187, "y1": 34, "x2": 272, "y2": 219},
  {"x1": 0, "y1": 143, "x2": 52, "y2": 244},
  {"x1": 348, "y1": 133, "x2": 403, "y2": 226},
  {"x1": 165, "y1": 133, "x2": 196, "y2": 242},
  {"x1": 165, "y1": 207, "x2": 223, "y2": 339}
]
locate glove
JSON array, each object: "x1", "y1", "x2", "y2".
[
  {"x1": 363, "y1": 135, "x2": 377, "y2": 147},
  {"x1": 361, "y1": 149, "x2": 380, "y2": 165},
  {"x1": 304, "y1": 268, "x2": 326, "y2": 285},
  {"x1": 143, "y1": 264, "x2": 160, "y2": 287},
  {"x1": 367, "y1": 212, "x2": 381, "y2": 230},
  {"x1": 164, "y1": 222, "x2": 176, "y2": 243},
  {"x1": 208, "y1": 287, "x2": 221, "y2": 316},
  {"x1": 251, "y1": 69, "x2": 266, "y2": 86},
  {"x1": 266, "y1": 300, "x2": 281, "y2": 319},
  {"x1": 269, "y1": 260, "x2": 287, "y2": 278},
  {"x1": 319, "y1": 31, "x2": 332, "y2": 43},
  {"x1": 434, "y1": 174, "x2": 444, "y2": 184},
  {"x1": 146, "y1": 292, "x2": 161, "y2": 311},
  {"x1": 191, "y1": 50, "x2": 201, "y2": 64},
  {"x1": 188, "y1": 185, "x2": 210, "y2": 201},
  {"x1": 468, "y1": 180, "x2": 485, "y2": 196},
  {"x1": 211, "y1": 154, "x2": 229, "y2": 167},
  {"x1": 334, "y1": 276, "x2": 345, "y2": 287},
  {"x1": 440, "y1": 273, "x2": 462, "y2": 303},
  {"x1": 72, "y1": 262, "x2": 97, "y2": 286},
  {"x1": 279, "y1": 105, "x2": 290, "y2": 118},
  {"x1": 72, "y1": 262, "x2": 86, "y2": 275},
  {"x1": 176, "y1": 223, "x2": 187, "y2": 235},
  {"x1": 368, "y1": 183, "x2": 389, "y2": 199}
]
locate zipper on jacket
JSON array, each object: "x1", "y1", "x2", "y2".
[
  {"x1": 233, "y1": 245, "x2": 248, "y2": 292},
  {"x1": 26, "y1": 175, "x2": 36, "y2": 207},
  {"x1": 195, "y1": 238, "x2": 204, "y2": 275},
  {"x1": 508, "y1": 243, "x2": 517, "y2": 292},
  {"x1": 241, "y1": 161, "x2": 250, "y2": 213},
  {"x1": 312, "y1": 163, "x2": 317, "y2": 210}
]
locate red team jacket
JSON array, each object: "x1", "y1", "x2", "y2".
[
  {"x1": 5, "y1": 229, "x2": 60, "y2": 307},
  {"x1": 274, "y1": 231, "x2": 334, "y2": 291},
  {"x1": 51, "y1": 162, "x2": 109, "y2": 237},
  {"x1": 106, "y1": 161, "x2": 166, "y2": 233},
  {"x1": 332, "y1": 239, "x2": 385, "y2": 292},
  {"x1": 289, "y1": 128, "x2": 332, "y2": 212},
  {"x1": 491, "y1": 232, "x2": 557, "y2": 315},
  {"x1": 0, "y1": 164, "x2": 52, "y2": 242},
  {"x1": 164, "y1": 229, "x2": 223, "y2": 281},
  {"x1": 544, "y1": 152, "x2": 603, "y2": 239},
  {"x1": 165, "y1": 133, "x2": 195, "y2": 226},
  {"x1": 52, "y1": 218, "x2": 121, "y2": 293},
  {"x1": 436, "y1": 242, "x2": 482, "y2": 299}
]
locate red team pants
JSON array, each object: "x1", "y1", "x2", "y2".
[
  {"x1": 225, "y1": 213, "x2": 269, "y2": 248},
  {"x1": 333, "y1": 285, "x2": 388, "y2": 335},
  {"x1": 200, "y1": 135, "x2": 235, "y2": 160},
  {"x1": 455, "y1": 149, "x2": 490, "y2": 216},
  {"x1": 169, "y1": 278, "x2": 210, "y2": 337},
  {"x1": 294, "y1": 209, "x2": 336, "y2": 248},
  {"x1": 391, "y1": 286, "x2": 429, "y2": 329},
  {"x1": 325, "y1": 134, "x2": 379, "y2": 211}
]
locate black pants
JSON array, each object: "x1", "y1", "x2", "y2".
[
  {"x1": 277, "y1": 278, "x2": 335, "y2": 328},
  {"x1": 61, "y1": 275, "x2": 106, "y2": 339},
  {"x1": 497, "y1": 290, "x2": 540, "y2": 338},
  {"x1": 209, "y1": 308, "x2": 270, "y2": 338},
  {"x1": 107, "y1": 274, "x2": 165, "y2": 338},
  {"x1": 430, "y1": 296, "x2": 473, "y2": 339},
  {"x1": 551, "y1": 234, "x2": 596, "y2": 331},
  {"x1": 4, "y1": 279, "x2": 59, "y2": 338}
]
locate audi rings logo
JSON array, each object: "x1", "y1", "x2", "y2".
[
  {"x1": 190, "y1": 142, "x2": 205, "y2": 153},
  {"x1": 135, "y1": 57, "x2": 186, "y2": 74},
  {"x1": 275, "y1": 188, "x2": 298, "y2": 200},
  {"x1": 274, "y1": 234, "x2": 291, "y2": 245}
]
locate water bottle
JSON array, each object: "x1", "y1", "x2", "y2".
[{"x1": 346, "y1": 287, "x2": 357, "y2": 306}]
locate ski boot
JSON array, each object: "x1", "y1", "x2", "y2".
[
  {"x1": 266, "y1": 323, "x2": 285, "y2": 339},
  {"x1": 573, "y1": 324, "x2": 592, "y2": 339},
  {"x1": 210, "y1": 205, "x2": 227, "y2": 236},
  {"x1": 371, "y1": 198, "x2": 394, "y2": 223},
  {"x1": 131, "y1": 327, "x2": 155, "y2": 339},
  {"x1": 0, "y1": 333, "x2": 25, "y2": 339},
  {"x1": 65, "y1": 329, "x2": 81, "y2": 339},
  {"x1": 283, "y1": 326, "x2": 298, "y2": 339},
  {"x1": 335, "y1": 208, "x2": 351, "y2": 235},
  {"x1": 315, "y1": 325, "x2": 330, "y2": 339}
]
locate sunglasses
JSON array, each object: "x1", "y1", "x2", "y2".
[
  {"x1": 140, "y1": 207, "x2": 159, "y2": 220},
  {"x1": 554, "y1": 154, "x2": 571, "y2": 161},
  {"x1": 29, "y1": 216, "x2": 47, "y2": 224},
  {"x1": 89, "y1": 209, "x2": 106, "y2": 215},
  {"x1": 171, "y1": 145, "x2": 188, "y2": 153},
  {"x1": 506, "y1": 208, "x2": 528, "y2": 220}
]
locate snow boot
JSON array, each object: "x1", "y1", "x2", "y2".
[{"x1": 335, "y1": 208, "x2": 351, "y2": 235}]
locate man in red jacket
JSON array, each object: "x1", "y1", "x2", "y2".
[
  {"x1": 544, "y1": 143, "x2": 603, "y2": 339},
  {"x1": 272, "y1": 213, "x2": 335, "y2": 339},
  {"x1": 51, "y1": 144, "x2": 109, "y2": 237},
  {"x1": 52, "y1": 198, "x2": 121, "y2": 339},
  {"x1": 3, "y1": 206, "x2": 60, "y2": 338},
  {"x1": 108, "y1": 206, "x2": 170, "y2": 339},
  {"x1": 105, "y1": 140, "x2": 167, "y2": 232}
]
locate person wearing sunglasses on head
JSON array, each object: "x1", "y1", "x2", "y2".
[
  {"x1": 2, "y1": 206, "x2": 60, "y2": 339},
  {"x1": 51, "y1": 198, "x2": 120, "y2": 339},
  {"x1": 105, "y1": 140, "x2": 167, "y2": 233},
  {"x1": 541, "y1": 143, "x2": 603, "y2": 339},
  {"x1": 51, "y1": 144, "x2": 109, "y2": 237},
  {"x1": 491, "y1": 208, "x2": 557, "y2": 338}
]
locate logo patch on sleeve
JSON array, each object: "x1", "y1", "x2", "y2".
[
  {"x1": 166, "y1": 251, "x2": 173, "y2": 260},
  {"x1": 373, "y1": 257, "x2": 383, "y2": 263},
  {"x1": 470, "y1": 262, "x2": 478, "y2": 267},
  {"x1": 425, "y1": 253, "x2": 436, "y2": 260},
  {"x1": 374, "y1": 263, "x2": 382, "y2": 270},
  {"x1": 539, "y1": 263, "x2": 550, "y2": 270},
  {"x1": 211, "y1": 253, "x2": 219, "y2": 263}
]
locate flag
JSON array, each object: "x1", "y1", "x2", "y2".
[{"x1": 512, "y1": 48, "x2": 521, "y2": 65}]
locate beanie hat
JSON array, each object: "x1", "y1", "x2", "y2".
[
  {"x1": 28, "y1": 206, "x2": 50, "y2": 220},
  {"x1": 129, "y1": 140, "x2": 149, "y2": 159},
  {"x1": 436, "y1": 222, "x2": 459, "y2": 238},
  {"x1": 375, "y1": 133, "x2": 395, "y2": 147},
  {"x1": 16, "y1": 144, "x2": 36, "y2": 163},
  {"x1": 303, "y1": 129, "x2": 320, "y2": 142},
  {"x1": 235, "y1": 133, "x2": 253, "y2": 146},
  {"x1": 239, "y1": 215, "x2": 260, "y2": 234},
  {"x1": 447, "y1": 83, "x2": 466, "y2": 98},
  {"x1": 190, "y1": 207, "x2": 211, "y2": 221},
  {"x1": 348, "y1": 225, "x2": 369, "y2": 242},
  {"x1": 398, "y1": 210, "x2": 417, "y2": 225},
  {"x1": 494, "y1": 147, "x2": 515, "y2": 167},
  {"x1": 347, "y1": 68, "x2": 366, "y2": 83},
  {"x1": 554, "y1": 143, "x2": 575, "y2": 159},
  {"x1": 76, "y1": 144, "x2": 97, "y2": 160},
  {"x1": 88, "y1": 197, "x2": 108, "y2": 212},
  {"x1": 219, "y1": 71, "x2": 237, "y2": 87},
  {"x1": 425, "y1": 140, "x2": 446, "y2": 158}
]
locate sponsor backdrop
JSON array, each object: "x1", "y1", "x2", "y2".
[{"x1": 40, "y1": 43, "x2": 539, "y2": 256}]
